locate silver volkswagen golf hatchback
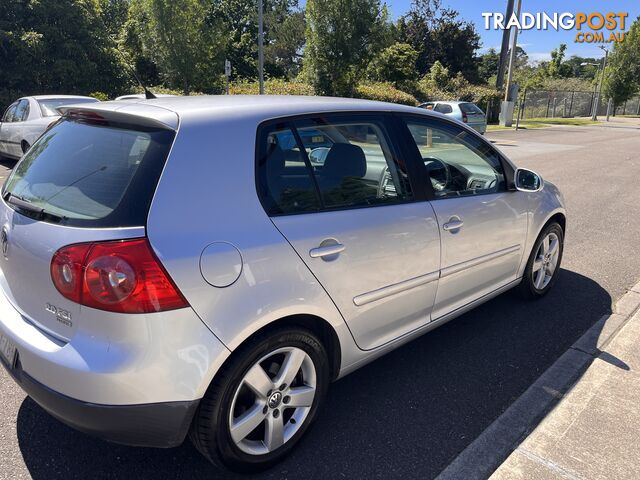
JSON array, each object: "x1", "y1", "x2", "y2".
[{"x1": 0, "y1": 96, "x2": 565, "y2": 471}]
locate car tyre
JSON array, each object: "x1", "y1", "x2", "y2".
[
  {"x1": 518, "y1": 222, "x2": 564, "y2": 299},
  {"x1": 190, "y1": 327, "x2": 330, "y2": 472}
]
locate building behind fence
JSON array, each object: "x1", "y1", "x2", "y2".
[{"x1": 514, "y1": 90, "x2": 640, "y2": 120}]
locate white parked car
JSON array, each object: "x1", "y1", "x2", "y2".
[
  {"x1": 115, "y1": 93, "x2": 176, "y2": 101},
  {"x1": 0, "y1": 95, "x2": 99, "y2": 159}
]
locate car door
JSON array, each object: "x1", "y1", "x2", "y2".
[
  {"x1": 10, "y1": 99, "x2": 30, "y2": 156},
  {"x1": 257, "y1": 113, "x2": 441, "y2": 350},
  {"x1": 0, "y1": 102, "x2": 19, "y2": 157},
  {"x1": 399, "y1": 114, "x2": 528, "y2": 319}
]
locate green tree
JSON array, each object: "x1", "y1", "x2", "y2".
[
  {"x1": 304, "y1": 0, "x2": 389, "y2": 96},
  {"x1": 478, "y1": 48, "x2": 500, "y2": 82},
  {"x1": 546, "y1": 44, "x2": 572, "y2": 78},
  {"x1": 128, "y1": 0, "x2": 226, "y2": 94},
  {"x1": 366, "y1": 43, "x2": 418, "y2": 87},
  {"x1": 207, "y1": 0, "x2": 304, "y2": 80},
  {"x1": 603, "y1": 16, "x2": 640, "y2": 107},
  {"x1": 398, "y1": 0, "x2": 480, "y2": 81},
  {"x1": 0, "y1": 0, "x2": 128, "y2": 110}
]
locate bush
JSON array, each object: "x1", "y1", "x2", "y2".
[
  {"x1": 89, "y1": 91, "x2": 110, "y2": 101},
  {"x1": 355, "y1": 82, "x2": 418, "y2": 106},
  {"x1": 230, "y1": 79, "x2": 314, "y2": 96}
]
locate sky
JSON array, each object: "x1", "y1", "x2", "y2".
[{"x1": 381, "y1": 0, "x2": 640, "y2": 62}]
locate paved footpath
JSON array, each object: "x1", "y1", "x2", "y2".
[{"x1": 492, "y1": 284, "x2": 640, "y2": 480}]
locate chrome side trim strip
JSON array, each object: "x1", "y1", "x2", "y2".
[
  {"x1": 353, "y1": 271, "x2": 439, "y2": 307},
  {"x1": 440, "y1": 244, "x2": 521, "y2": 278}
]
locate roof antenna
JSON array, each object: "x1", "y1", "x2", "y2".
[{"x1": 112, "y1": 45, "x2": 157, "y2": 99}]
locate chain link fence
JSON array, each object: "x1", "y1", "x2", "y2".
[{"x1": 516, "y1": 90, "x2": 640, "y2": 119}]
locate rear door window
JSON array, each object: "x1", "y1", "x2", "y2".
[
  {"x1": 14, "y1": 100, "x2": 29, "y2": 121},
  {"x1": 256, "y1": 114, "x2": 413, "y2": 216},
  {"x1": 3, "y1": 118, "x2": 175, "y2": 227},
  {"x1": 256, "y1": 123, "x2": 322, "y2": 215},
  {"x1": 2, "y1": 103, "x2": 18, "y2": 122},
  {"x1": 434, "y1": 104, "x2": 453, "y2": 114}
]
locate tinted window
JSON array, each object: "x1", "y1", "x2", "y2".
[
  {"x1": 404, "y1": 117, "x2": 505, "y2": 198},
  {"x1": 434, "y1": 104, "x2": 453, "y2": 114},
  {"x1": 256, "y1": 123, "x2": 322, "y2": 215},
  {"x1": 293, "y1": 117, "x2": 411, "y2": 209},
  {"x1": 459, "y1": 103, "x2": 483, "y2": 114},
  {"x1": 14, "y1": 100, "x2": 29, "y2": 121},
  {"x1": 3, "y1": 118, "x2": 175, "y2": 227},
  {"x1": 2, "y1": 104, "x2": 18, "y2": 123},
  {"x1": 38, "y1": 98, "x2": 99, "y2": 117}
]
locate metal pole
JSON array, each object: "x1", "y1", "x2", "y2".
[
  {"x1": 606, "y1": 98, "x2": 612, "y2": 121},
  {"x1": 496, "y1": 0, "x2": 515, "y2": 93},
  {"x1": 258, "y1": 0, "x2": 264, "y2": 95},
  {"x1": 504, "y1": 0, "x2": 522, "y2": 101},
  {"x1": 546, "y1": 96, "x2": 551, "y2": 118},
  {"x1": 568, "y1": 91, "x2": 574, "y2": 117},
  {"x1": 515, "y1": 100, "x2": 521, "y2": 130},
  {"x1": 593, "y1": 49, "x2": 608, "y2": 121},
  {"x1": 492, "y1": 0, "x2": 515, "y2": 123},
  {"x1": 520, "y1": 88, "x2": 527, "y2": 119}
]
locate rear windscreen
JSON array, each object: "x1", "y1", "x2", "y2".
[
  {"x1": 459, "y1": 103, "x2": 484, "y2": 114},
  {"x1": 3, "y1": 118, "x2": 175, "y2": 227}
]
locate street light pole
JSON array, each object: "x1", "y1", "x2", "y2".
[
  {"x1": 592, "y1": 46, "x2": 608, "y2": 121},
  {"x1": 258, "y1": 0, "x2": 264, "y2": 95},
  {"x1": 581, "y1": 61, "x2": 601, "y2": 118},
  {"x1": 504, "y1": 0, "x2": 523, "y2": 102}
]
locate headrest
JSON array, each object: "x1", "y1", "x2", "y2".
[{"x1": 322, "y1": 143, "x2": 366, "y2": 179}]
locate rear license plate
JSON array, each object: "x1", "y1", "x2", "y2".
[{"x1": 0, "y1": 333, "x2": 17, "y2": 368}]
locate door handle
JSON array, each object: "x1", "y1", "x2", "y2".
[
  {"x1": 309, "y1": 243, "x2": 345, "y2": 258},
  {"x1": 443, "y1": 218, "x2": 464, "y2": 231}
]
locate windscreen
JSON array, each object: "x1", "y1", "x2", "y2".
[
  {"x1": 3, "y1": 117, "x2": 175, "y2": 227},
  {"x1": 38, "y1": 98, "x2": 99, "y2": 117},
  {"x1": 459, "y1": 103, "x2": 484, "y2": 114}
]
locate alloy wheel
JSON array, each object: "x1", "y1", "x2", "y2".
[
  {"x1": 532, "y1": 232, "x2": 560, "y2": 290},
  {"x1": 228, "y1": 347, "x2": 317, "y2": 455}
]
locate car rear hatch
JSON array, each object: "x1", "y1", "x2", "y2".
[
  {"x1": 459, "y1": 102, "x2": 486, "y2": 125},
  {"x1": 0, "y1": 105, "x2": 178, "y2": 341}
]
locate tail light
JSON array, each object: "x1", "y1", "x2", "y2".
[
  {"x1": 51, "y1": 238, "x2": 188, "y2": 313},
  {"x1": 462, "y1": 112, "x2": 468, "y2": 123}
]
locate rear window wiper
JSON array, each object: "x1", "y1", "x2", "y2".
[{"x1": 5, "y1": 193, "x2": 66, "y2": 222}]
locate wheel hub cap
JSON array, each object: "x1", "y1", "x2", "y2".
[{"x1": 268, "y1": 391, "x2": 283, "y2": 409}]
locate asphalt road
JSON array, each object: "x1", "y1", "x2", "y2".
[{"x1": 1, "y1": 122, "x2": 639, "y2": 479}]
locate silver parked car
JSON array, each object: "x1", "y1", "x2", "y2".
[
  {"x1": 0, "y1": 96, "x2": 565, "y2": 471},
  {"x1": 420, "y1": 101, "x2": 487, "y2": 134},
  {"x1": 0, "y1": 95, "x2": 99, "y2": 159}
]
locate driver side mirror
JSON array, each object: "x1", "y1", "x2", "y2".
[{"x1": 514, "y1": 168, "x2": 543, "y2": 192}]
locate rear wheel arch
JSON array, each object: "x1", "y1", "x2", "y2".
[{"x1": 221, "y1": 314, "x2": 342, "y2": 383}]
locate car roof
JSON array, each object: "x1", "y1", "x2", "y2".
[{"x1": 63, "y1": 95, "x2": 434, "y2": 130}]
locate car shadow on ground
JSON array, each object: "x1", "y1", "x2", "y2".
[{"x1": 17, "y1": 268, "x2": 611, "y2": 480}]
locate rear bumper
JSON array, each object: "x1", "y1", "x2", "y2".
[
  {"x1": 469, "y1": 123, "x2": 486, "y2": 134},
  {"x1": 1, "y1": 353, "x2": 198, "y2": 447}
]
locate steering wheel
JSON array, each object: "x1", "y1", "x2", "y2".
[
  {"x1": 423, "y1": 157, "x2": 451, "y2": 192},
  {"x1": 377, "y1": 166, "x2": 395, "y2": 198}
]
